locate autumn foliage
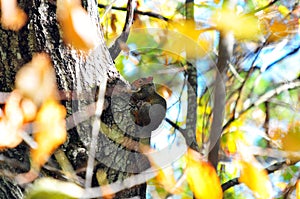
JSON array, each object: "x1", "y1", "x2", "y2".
[
  {"x1": 0, "y1": 0, "x2": 300, "y2": 198},
  {"x1": 0, "y1": 53, "x2": 67, "y2": 171}
]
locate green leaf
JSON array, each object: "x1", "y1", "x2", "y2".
[{"x1": 25, "y1": 178, "x2": 83, "y2": 199}]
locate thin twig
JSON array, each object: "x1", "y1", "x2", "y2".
[
  {"x1": 263, "y1": 45, "x2": 300, "y2": 72},
  {"x1": 263, "y1": 101, "x2": 270, "y2": 136},
  {"x1": 246, "y1": 0, "x2": 279, "y2": 15},
  {"x1": 228, "y1": 63, "x2": 244, "y2": 82},
  {"x1": 232, "y1": 41, "x2": 266, "y2": 120},
  {"x1": 165, "y1": 117, "x2": 186, "y2": 134},
  {"x1": 224, "y1": 39, "x2": 268, "y2": 131},
  {"x1": 98, "y1": 4, "x2": 170, "y2": 21},
  {"x1": 253, "y1": 80, "x2": 300, "y2": 107},
  {"x1": 84, "y1": 76, "x2": 107, "y2": 188}
]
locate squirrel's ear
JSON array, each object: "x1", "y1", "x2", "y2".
[{"x1": 146, "y1": 76, "x2": 153, "y2": 82}]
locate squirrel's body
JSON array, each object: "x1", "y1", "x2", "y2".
[{"x1": 130, "y1": 77, "x2": 167, "y2": 134}]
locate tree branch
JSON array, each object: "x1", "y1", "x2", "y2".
[
  {"x1": 251, "y1": 80, "x2": 300, "y2": 110},
  {"x1": 223, "y1": 39, "x2": 270, "y2": 131},
  {"x1": 185, "y1": 62, "x2": 200, "y2": 152},
  {"x1": 165, "y1": 117, "x2": 186, "y2": 134},
  {"x1": 98, "y1": 4, "x2": 170, "y2": 22},
  {"x1": 247, "y1": 0, "x2": 279, "y2": 15},
  {"x1": 263, "y1": 45, "x2": 300, "y2": 72},
  {"x1": 208, "y1": 30, "x2": 233, "y2": 168},
  {"x1": 107, "y1": 0, "x2": 136, "y2": 60},
  {"x1": 223, "y1": 80, "x2": 300, "y2": 131}
]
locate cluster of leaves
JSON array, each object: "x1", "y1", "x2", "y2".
[
  {"x1": 0, "y1": 53, "x2": 67, "y2": 182},
  {"x1": 100, "y1": 0, "x2": 300, "y2": 198},
  {"x1": 0, "y1": 0, "x2": 300, "y2": 198},
  {"x1": 0, "y1": 0, "x2": 101, "y2": 197}
]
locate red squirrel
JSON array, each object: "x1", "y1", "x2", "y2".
[{"x1": 130, "y1": 77, "x2": 167, "y2": 133}]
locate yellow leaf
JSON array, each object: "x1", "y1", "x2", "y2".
[
  {"x1": 239, "y1": 160, "x2": 273, "y2": 199},
  {"x1": 221, "y1": 131, "x2": 244, "y2": 155},
  {"x1": 31, "y1": 99, "x2": 67, "y2": 169},
  {"x1": 0, "y1": 0, "x2": 28, "y2": 31},
  {"x1": 212, "y1": 9, "x2": 260, "y2": 40},
  {"x1": 165, "y1": 20, "x2": 212, "y2": 59},
  {"x1": 169, "y1": 20, "x2": 200, "y2": 43},
  {"x1": 197, "y1": 105, "x2": 211, "y2": 115},
  {"x1": 185, "y1": 149, "x2": 223, "y2": 199},
  {"x1": 57, "y1": 0, "x2": 98, "y2": 52},
  {"x1": 275, "y1": 182, "x2": 287, "y2": 191},
  {"x1": 278, "y1": 5, "x2": 290, "y2": 17}
]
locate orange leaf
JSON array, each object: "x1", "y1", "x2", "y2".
[
  {"x1": 156, "y1": 84, "x2": 172, "y2": 99},
  {"x1": 297, "y1": 180, "x2": 300, "y2": 199},
  {"x1": 57, "y1": 0, "x2": 98, "y2": 52},
  {"x1": 0, "y1": 0, "x2": 28, "y2": 31},
  {"x1": 268, "y1": 20, "x2": 289, "y2": 42},
  {"x1": 0, "y1": 91, "x2": 24, "y2": 149},
  {"x1": 185, "y1": 149, "x2": 223, "y2": 199},
  {"x1": 165, "y1": 20, "x2": 211, "y2": 59},
  {"x1": 31, "y1": 99, "x2": 67, "y2": 169},
  {"x1": 15, "y1": 53, "x2": 58, "y2": 106},
  {"x1": 155, "y1": 167, "x2": 181, "y2": 194},
  {"x1": 239, "y1": 160, "x2": 273, "y2": 199}
]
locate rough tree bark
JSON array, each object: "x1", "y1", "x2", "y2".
[{"x1": 0, "y1": 0, "x2": 149, "y2": 198}]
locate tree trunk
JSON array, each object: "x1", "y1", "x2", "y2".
[{"x1": 0, "y1": 0, "x2": 149, "y2": 198}]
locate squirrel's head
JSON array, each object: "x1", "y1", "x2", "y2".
[{"x1": 131, "y1": 77, "x2": 155, "y2": 92}]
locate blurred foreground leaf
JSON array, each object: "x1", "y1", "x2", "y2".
[
  {"x1": 239, "y1": 160, "x2": 273, "y2": 199},
  {"x1": 212, "y1": 8, "x2": 261, "y2": 40},
  {"x1": 57, "y1": 0, "x2": 98, "y2": 52},
  {"x1": 24, "y1": 178, "x2": 83, "y2": 199},
  {"x1": 185, "y1": 149, "x2": 223, "y2": 199},
  {"x1": 31, "y1": 99, "x2": 67, "y2": 169}
]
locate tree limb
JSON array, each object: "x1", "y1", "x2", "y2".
[
  {"x1": 223, "y1": 80, "x2": 300, "y2": 131},
  {"x1": 208, "y1": 31, "x2": 233, "y2": 168},
  {"x1": 185, "y1": 62, "x2": 200, "y2": 152},
  {"x1": 107, "y1": 0, "x2": 136, "y2": 60}
]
